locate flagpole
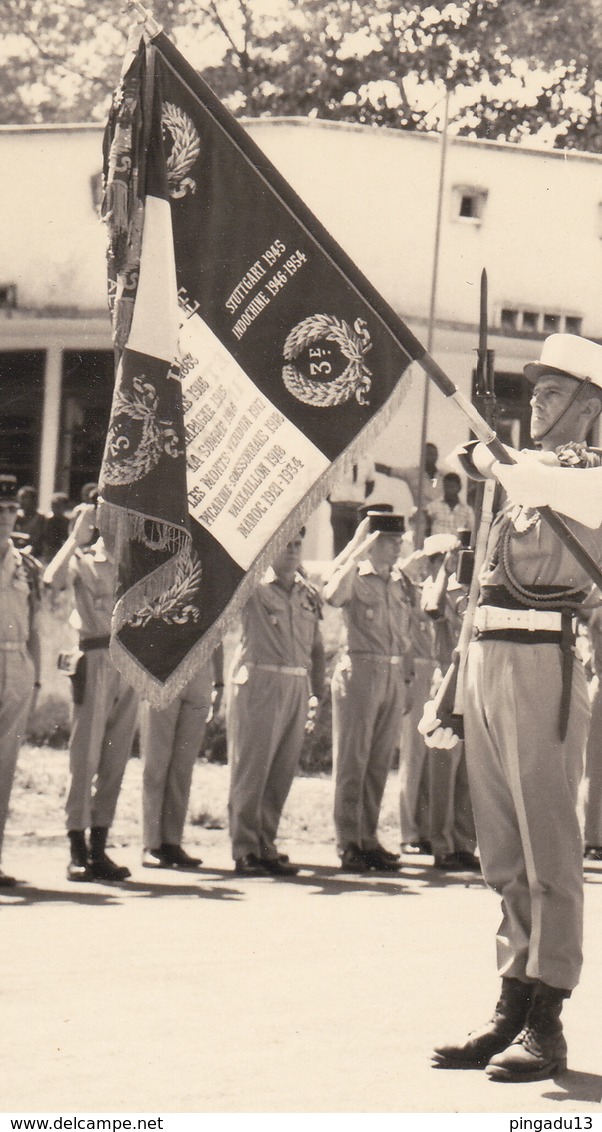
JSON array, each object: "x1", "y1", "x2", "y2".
[{"x1": 415, "y1": 88, "x2": 450, "y2": 548}]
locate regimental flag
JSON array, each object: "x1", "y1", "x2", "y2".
[{"x1": 99, "y1": 28, "x2": 430, "y2": 705}]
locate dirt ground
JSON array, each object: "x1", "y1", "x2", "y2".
[{"x1": 2, "y1": 751, "x2": 602, "y2": 1116}]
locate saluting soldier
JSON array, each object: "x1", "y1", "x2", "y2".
[
  {"x1": 44, "y1": 501, "x2": 138, "y2": 883},
  {"x1": 227, "y1": 528, "x2": 325, "y2": 877},
  {"x1": 0, "y1": 475, "x2": 42, "y2": 887},
  {"x1": 433, "y1": 334, "x2": 602, "y2": 1081},
  {"x1": 324, "y1": 510, "x2": 414, "y2": 873}
]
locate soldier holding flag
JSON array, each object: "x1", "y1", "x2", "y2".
[{"x1": 433, "y1": 333, "x2": 602, "y2": 1082}]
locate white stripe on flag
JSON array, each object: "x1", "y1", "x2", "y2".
[
  {"x1": 179, "y1": 311, "x2": 330, "y2": 570},
  {"x1": 128, "y1": 195, "x2": 180, "y2": 363}
]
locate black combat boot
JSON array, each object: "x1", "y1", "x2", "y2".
[
  {"x1": 485, "y1": 981, "x2": 570, "y2": 1081},
  {"x1": 88, "y1": 826, "x2": 131, "y2": 881},
  {"x1": 432, "y1": 978, "x2": 533, "y2": 1068},
  {"x1": 67, "y1": 829, "x2": 90, "y2": 882}
]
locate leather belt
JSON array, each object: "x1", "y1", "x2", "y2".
[
  {"x1": 473, "y1": 606, "x2": 575, "y2": 634},
  {"x1": 349, "y1": 653, "x2": 404, "y2": 665},
  {"x1": 248, "y1": 663, "x2": 307, "y2": 676},
  {"x1": 0, "y1": 641, "x2": 25, "y2": 651},
  {"x1": 473, "y1": 604, "x2": 577, "y2": 742}
]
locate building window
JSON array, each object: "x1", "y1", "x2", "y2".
[
  {"x1": 0, "y1": 351, "x2": 45, "y2": 485},
  {"x1": 60, "y1": 351, "x2": 115, "y2": 499},
  {"x1": 543, "y1": 313, "x2": 560, "y2": 333},
  {"x1": 501, "y1": 308, "x2": 519, "y2": 331},
  {"x1": 498, "y1": 308, "x2": 583, "y2": 336},
  {"x1": 0, "y1": 283, "x2": 17, "y2": 311},
  {"x1": 452, "y1": 186, "x2": 488, "y2": 224},
  {"x1": 522, "y1": 311, "x2": 540, "y2": 333},
  {"x1": 460, "y1": 194, "x2": 477, "y2": 218}
]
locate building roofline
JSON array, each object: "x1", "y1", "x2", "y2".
[
  {"x1": 2, "y1": 114, "x2": 602, "y2": 165},
  {"x1": 0, "y1": 122, "x2": 105, "y2": 134}
]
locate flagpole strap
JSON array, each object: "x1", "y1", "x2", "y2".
[{"x1": 126, "y1": 0, "x2": 163, "y2": 38}]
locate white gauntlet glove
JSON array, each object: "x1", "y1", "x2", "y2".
[{"x1": 417, "y1": 699, "x2": 460, "y2": 750}]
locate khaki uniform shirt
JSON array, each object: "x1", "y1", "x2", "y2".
[
  {"x1": 0, "y1": 542, "x2": 37, "y2": 644},
  {"x1": 480, "y1": 504, "x2": 602, "y2": 593},
  {"x1": 237, "y1": 567, "x2": 322, "y2": 671},
  {"x1": 67, "y1": 538, "x2": 116, "y2": 640},
  {"x1": 340, "y1": 561, "x2": 413, "y2": 658}
]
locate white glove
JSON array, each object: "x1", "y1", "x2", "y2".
[
  {"x1": 417, "y1": 699, "x2": 460, "y2": 750},
  {"x1": 493, "y1": 459, "x2": 602, "y2": 528}
]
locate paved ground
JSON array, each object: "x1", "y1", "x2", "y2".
[{"x1": 1, "y1": 842, "x2": 601, "y2": 1115}]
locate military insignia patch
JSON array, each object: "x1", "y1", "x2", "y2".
[
  {"x1": 282, "y1": 314, "x2": 373, "y2": 407},
  {"x1": 103, "y1": 376, "x2": 182, "y2": 486}
]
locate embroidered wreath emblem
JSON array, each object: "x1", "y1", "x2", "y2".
[
  {"x1": 162, "y1": 102, "x2": 201, "y2": 199},
  {"x1": 102, "y1": 377, "x2": 182, "y2": 486},
  {"x1": 282, "y1": 315, "x2": 373, "y2": 407},
  {"x1": 126, "y1": 545, "x2": 202, "y2": 628}
]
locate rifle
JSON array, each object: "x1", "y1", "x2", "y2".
[{"x1": 432, "y1": 268, "x2": 497, "y2": 736}]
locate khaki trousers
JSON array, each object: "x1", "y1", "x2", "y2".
[
  {"x1": 65, "y1": 650, "x2": 139, "y2": 831},
  {"x1": 0, "y1": 648, "x2": 34, "y2": 857},
  {"x1": 333, "y1": 656, "x2": 407, "y2": 854},
  {"x1": 398, "y1": 658, "x2": 436, "y2": 843},
  {"x1": 428, "y1": 741, "x2": 476, "y2": 860},
  {"x1": 228, "y1": 668, "x2": 308, "y2": 860},
  {"x1": 464, "y1": 639, "x2": 589, "y2": 991},
  {"x1": 583, "y1": 677, "x2": 602, "y2": 846},
  {"x1": 141, "y1": 670, "x2": 212, "y2": 849}
]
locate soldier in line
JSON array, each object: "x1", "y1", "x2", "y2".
[
  {"x1": 433, "y1": 333, "x2": 602, "y2": 1082},
  {"x1": 397, "y1": 535, "x2": 440, "y2": 858},
  {"x1": 227, "y1": 528, "x2": 325, "y2": 877},
  {"x1": 141, "y1": 647, "x2": 224, "y2": 871},
  {"x1": 324, "y1": 509, "x2": 414, "y2": 873},
  {"x1": 419, "y1": 537, "x2": 479, "y2": 872},
  {"x1": 0, "y1": 475, "x2": 42, "y2": 887},
  {"x1": 44, "y1": 501, "x2": 139, "y2": 883}
]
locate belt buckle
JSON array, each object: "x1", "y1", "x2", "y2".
[{"x1": 528, "y1": 608, "x2": 537, "y2": 633}]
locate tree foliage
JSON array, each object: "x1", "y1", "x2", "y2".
[{"x1": 2, "y1": 0, "x2": 602, "y2": 152}]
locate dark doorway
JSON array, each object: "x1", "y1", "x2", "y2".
[
  {"x1": 0, "y1": 351, "x2": 45, "y2": 487},
  {"x1": 59, "y1": 350, "x2": 115, "y2": 501}
]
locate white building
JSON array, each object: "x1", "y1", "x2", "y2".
[{"x1": 2, "y1": 117, "x2": 602, "y2": 552}]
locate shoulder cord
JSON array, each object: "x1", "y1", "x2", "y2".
[{"x1": 497, "y1": 517, "x2": 584, "y2": 610}]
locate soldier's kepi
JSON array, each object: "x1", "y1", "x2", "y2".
[{"x1": 432, "y1": 333, "x2": 602, "y2": 1083}]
